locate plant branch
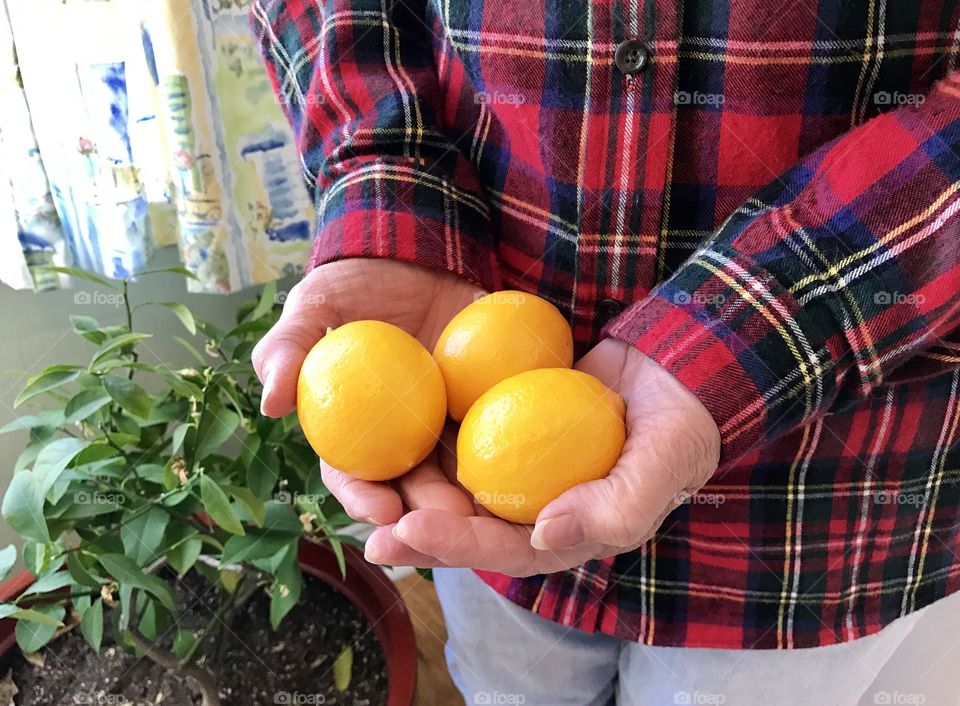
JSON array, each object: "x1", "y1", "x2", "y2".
[{"x1": 127, "y1": 628, "x2": 222, "y2": 706}]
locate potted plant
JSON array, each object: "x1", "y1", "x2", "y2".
[{"x1": 0, "y1": 268, "x2": 415, "y2": 705}]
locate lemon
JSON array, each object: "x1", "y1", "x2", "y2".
[
  {"x1": 433, "y1": 291, "x2": 573, "y2": 421},
  {"x1": 297, "y1": 320, "x2": 446, "y2": 481},
  {"x1": 457, "y1": 368, "x2": 626, "y2": 524}
]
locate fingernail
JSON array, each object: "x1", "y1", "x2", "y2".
[
  {"x1": 259, "y1": 367, "x2": 275, "y2": 415},
  {"x1": 392, "y1": 522, "x2": 412, "y2": 543},
  {"x1": 531, "y1": 515, "x2": 584, "y2": 551}
]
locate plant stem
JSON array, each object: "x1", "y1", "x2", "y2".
[
  {"x1": 122, "y1": 280, "x2": 139, "y2": 381},
  {"x1": 127, "y1": 629, "x2": 222, "y2": 706}
]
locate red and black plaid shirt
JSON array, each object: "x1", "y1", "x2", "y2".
[{"x1": 254, "y1": 0, "x2": 960, "y2": 648}]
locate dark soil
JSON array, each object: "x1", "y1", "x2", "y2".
[{"x1": 7, "y1": 570, "x2": 388, "y2": 705}]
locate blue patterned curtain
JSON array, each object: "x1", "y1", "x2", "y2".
[{"x1": 0, "y1": 0, "x2": 314, "y2": 294}]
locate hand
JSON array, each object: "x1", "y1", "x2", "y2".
[
  {"x1": 253, "y1": 259, "x2": 483, "y2": 522},
  {"x1": 363, "y1": 338, "x2": 722, "y2": 576}
]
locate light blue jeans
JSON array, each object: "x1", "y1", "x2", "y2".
[{"x1": 433, "y1": 568, "x2": 939, "y2": 706}]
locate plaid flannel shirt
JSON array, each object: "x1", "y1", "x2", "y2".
[{"x1": 253, "y1": 0, "x2": 960, "y2": 648}]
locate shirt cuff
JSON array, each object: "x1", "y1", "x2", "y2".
[
  {"x1": 604, "y1": 242, "x2": 842, "y2": 465},
  {"x1": 307, "y1": 159, "x2": 501, "y2": 293}
]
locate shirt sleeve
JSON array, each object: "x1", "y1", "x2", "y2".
[
  {"x1": 606, "y1": 70, "x2": 960, "y2": 465},
  {"x1": 251, "y1": 0, "x2": 500, "y2": 291}
]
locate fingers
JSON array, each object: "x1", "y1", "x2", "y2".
[
  {"x1": 394, "y1": 458, "x2": 476, "y2": 516},
  {"x1": 320, "y1": 462, "x2": 404, "y2": 525},
  {"x1": 252, "y1": 275, "x2": 333, "y2": 418},
  {"x1": 363, "y1": 524, "x2": 450, "y2": 568}
]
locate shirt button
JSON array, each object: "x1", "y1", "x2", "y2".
[
  {"x1": 597, "y1": 298, "x2": 625, "y2": 324},
  {"x1": 614, "y1": 39, "x2": 651, "y2": 76}
]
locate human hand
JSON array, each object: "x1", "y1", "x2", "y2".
[
  {"x1": 252, "y1": 258, "x2": 483, "y2": 521},
  {"x1": 362, "y1": 338, "x2": 722, "y2": 576}
]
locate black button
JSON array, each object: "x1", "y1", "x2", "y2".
[
  {"x1": 614, "y1": 39, "x2": 650, "y2": 76},
  {"x1": 597, "y1": 298, "x2": 625, "y2": 324}
]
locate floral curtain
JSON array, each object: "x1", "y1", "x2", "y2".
[{"x1": 0, "y1": 0, "x2": 314, "y2": 294}]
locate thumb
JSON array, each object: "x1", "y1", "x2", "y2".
[
  {"x1": 252, "y1": 291, "x2": 333, "y2": 418},
  {"x1": 530, "y1": 448, "x2": 687, "y2": 551}
]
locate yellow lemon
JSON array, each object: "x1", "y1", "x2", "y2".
[
  {"x1": 457, "y1": 368, "x2": 626, "y2": 524},
  {"x1": 433, "y1": 291, "x2": 574, "y2": 421},
  {"x1": 297, "y1": 320, "x2": 446, "y2": 481}
]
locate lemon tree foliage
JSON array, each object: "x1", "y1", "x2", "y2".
[{"x1": 0, "y1": 269, "x2": 353, "y2": 693}]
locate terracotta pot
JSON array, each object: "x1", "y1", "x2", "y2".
[{"x1": 0, "y1": 541, "x2": 417, "y2": 705}]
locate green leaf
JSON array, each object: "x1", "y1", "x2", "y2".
[
  {"x1": 0, "y1": 603, "x2": 64, "y2": 626},
  {"x1": 80, "y1": 598, "x2": 104, "y2": 653},
  {"x1": 327, "y1": 535, "x2": 347, "y2": 579},
  {"x1": 333, "y1": 645, "x2": 354, "y2": 692},
  {"x1": 166, "y1": 537, "x2": 202, "y2": 577},
  {"x1": 174, "y1": 336, "x2": 207, "y2": 365},
  {"x1": 219, "y1": 568, "x2": 240, "y2": 593},
  {"x1": 64, "y1": 388, "x2": 112, "y2": 423},
  {"x1": 173, "y1": 628, "x2": 198, "y2": 660},
  {"x1": 224, "y1": 485, "x2": 265, "y2": 526},
  {"x1": 251, "y1": 281, "x2": 277, "y2": 321},
  {"x1": 269, "y1": 545, "x2": 301, "y2": 629},
  {"x1": 22, "y1": 543, "x2": 51, "y2": 576},
  {"x1": 136, "y1": 265, "x2": 198, "y2": 280},
  {"x1": 171, "y1": 424, "x2": 190, "y2": 454},
  {"x1": 261, "y1": 501, "x2": 305, "y2": 534},
  {"x1": 15, "y1": 604, "x2": 65, "y2": 653},
  {"x1": 121, "y1": 507, "x2": 170, "y2": 566},
  {"x1": 158, "y1": 302, "x2": 197, "y2": 335},
  {"x1": 3, "y1": 472, "x2": 49, "y2": 542},
  {"x1": 91, "y1": 333, "x2": 153, "y2": 367},
  {"x1": 103, "y1": 376, "x2": 152, "y2": 419},
  {"x1": 70, "y1": 315, "x2": 107, "y2": 345},
  {"x1": 247, "y1": 444, "x2": 279, "y2": 499},
  {"x1": 117, "y1": 584, "x2": 133, "y2": 633},
  {"x1": 155, "y1": 367, "x2": 203, "y2": 399},
  {"x1": 97, "y1": 554, "x2": 176, "y2": 613},
  {"x1": 0, "y1": 545, "x2": 16, "y2": 583},
  {"x1": 200, "y1": 476, "x2": 244, "y2": 536},
  {"x1": 37, "y1": 265, "x2": 118, "y2": 290},
  {"x1": 34, "y1": 438, "x2": 89, "y2": 492},
  {"x1": 138, "y1": 597, "x2": 167, "y2": 640},
  {"x1": 194, "y1": 401, "x2": 239, "y2": 461},
  {"x1": 20, "y1": 570, "x2": 75, "y2": 597},
  {"x1": 221, "y1": 532, "x2": 294, "y2": 565},
  {"x1": 0, "y1": 410, "x2": 65, "y2": 434},
  {"x1": 15, "y1": 366, "x2": 82, "y2": 407},
  {"x1": 67, "y1": 554, "x2": 102, "y2": 587}
]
